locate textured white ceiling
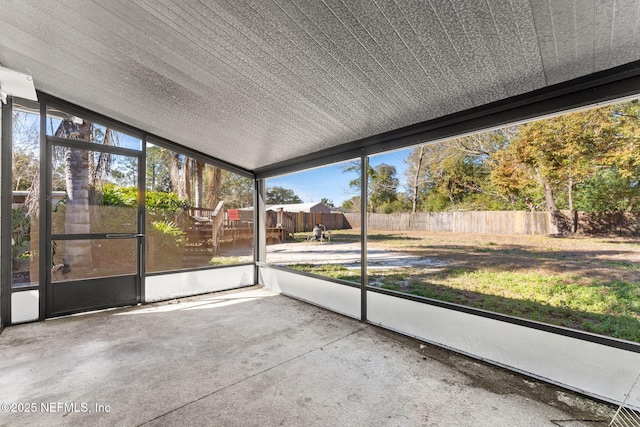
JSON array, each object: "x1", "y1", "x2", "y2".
[{"x1": 1, "y1": 0, "x2": 640, "y2": 171}]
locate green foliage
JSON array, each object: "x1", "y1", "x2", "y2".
[
  {"x1": 574, "y1": 168, "x2": 640, "y2": 212},
  {"x1": 369, "y1": 163, "x2": 400, "y2": 211},
  {"x1": 377, "y1": 197, "x2": 411, "y2": 214},
  {"x1": 146, "y1": 145, "x2": 172, "y2": 192},
  {"x1": 377, "y1": 100, "x2": 640, "y2": 216},
  {"x1": 12, "y1": 149, "x2": 39, "y2": 191},
  {"x1": 219, "y1": 170, "x2": 254, "y2": 208},
  {"x1": 344, "y1": 161, "x2": 401, "y2": 212},
  {"x1": 101, "y1": 184, "x2": 191, "y2": 212},
  {"x1": 341, "y1": 196, "x2": 360, "y2": 212},
  {"x1": 209, "y1": 256, "x2": 251, "y2": 266},
  {"x1": 102, "y1": 184, "x2": 137, "y2": 207},
  {"x1": 266, "y1": 186, "x2": 303, "y2": 204},
  {"x1": 12, "y1": 207, "x2": 32, "y2": 259},
  {"x1": 145, "y1": 190, "x2": 191, "y2": 212},
  {"x1": 146, "y1": 220, "x2": 185, "y2": 271},
  {"x1": 150, "y1": 220, "x2": 184, "y2": 237},
  {"x1": 287, "y1": 264, "x2": 360, "y2": 282}
]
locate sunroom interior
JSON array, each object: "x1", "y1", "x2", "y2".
[{"x1": 1, "y1": 0, "x2": 640, "y2": 417}]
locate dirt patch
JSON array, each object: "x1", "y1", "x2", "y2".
[
  {"x1": 375, "y1": 326, "x2": 616, "y2": 424},
  {"x1": 367, "y1": 231, "x2": 640, "y2": 284}
]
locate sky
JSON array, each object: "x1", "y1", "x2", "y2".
[{"x1": 266, "y1": 148, "x2": 413, "y2": 207}]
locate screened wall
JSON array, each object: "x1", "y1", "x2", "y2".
[
  {"x1": 1, "y1": 94, "x2": 255, "y2": 323},
  {"x1": 258, "y1": 97, "x2": 640, "y2": 407}
]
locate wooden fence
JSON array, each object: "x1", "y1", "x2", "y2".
[
  {"x1": 343, "y1": 211, "x2": 640, "y2": 236},
  {"x1": 267, "y1": 211, "x2": 352, "y2": 233},
  {"x1": 577, "y1": 212, "x2": 640, "y2": 235},
  {"x1": 344, "y1": 211, "x2": 553, "y2": 234}
]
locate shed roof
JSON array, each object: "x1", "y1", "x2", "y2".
[{"x1": 267, "y1": 202, "x2": 330, "y2": 213}]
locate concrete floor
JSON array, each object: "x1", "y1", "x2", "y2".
[{"x1": 0, "y1": 287, "x2": 615, "y2": 426}]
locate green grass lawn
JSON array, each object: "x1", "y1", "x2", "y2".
[{"x1": 282, "y1": 231, "x2": 640, "y2": 343}]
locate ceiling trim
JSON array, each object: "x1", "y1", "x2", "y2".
[{"x1": 255, "y1": 60, "x2": 640, "y2": 179}]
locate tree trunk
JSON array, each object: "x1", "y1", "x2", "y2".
[
  {"x1": 91, "y1": 129, "x2": 112, "y2": 187},
  {"x1": 64, "y1": 146, "x2": 93, "y2": 268},
  {"x1": 25, "y1": 174, "x2": 40, "y2": 280},
  {"x1": 184, "y1": 158, "x2": 192, "y2": 202},
  {"x1": 194, "y1": 161, "x2": 203, "y2": 209},
  {"x1": 567, "y1": 177, "x2": 577, "y2": 233},
  {"x1": 447, "y1": 180, "x2": 455, "y2": 205},
  {"x1": 169, "y1": 153, "x2": 183, "y2": 199},
  {"x1": 204, "y1": 166, "x2": 222, "y2": 209},
  {"x1": 54, "y1": 119, "x2": 94, "y2": 274},
  {"x1": 542, "y1": 180, "x2": 569, "y2": 235},
  {"x1": 412, "y1": 145, "x2": 425, "y2": 213}
]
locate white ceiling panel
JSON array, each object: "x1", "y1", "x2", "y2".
[{"x1": 1, "y1": 0, "x2": 640, "y2": 171}]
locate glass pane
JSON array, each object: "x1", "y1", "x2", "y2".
[
  {"x1": 46, "y1": 107, "x2": 141, "y2": 150},
  {"x1": 51, "y1": 146, "x2": 138, "y2": 234},
  {"x1": 51, "y1": 239, "x2": 137, "y2": 282},
  {"x1": 265, "y1": 160, "x2": 361, "y2": 284},
  {"x1": 12, "y1": 100, "x2": 40, "y2": 288},
  {"x1": 366, "y1": 98, "x2": 640, "y2": 343},
  {"x1": 145, "y1": 144, "x2": 253, "y2": 273}
]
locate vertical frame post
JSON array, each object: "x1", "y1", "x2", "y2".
[
  {"x1": 138, "y1": 137, "x2": 147, "y2": 303},
  {"x1": 1, "y1": 97, "x2": 12, "y2": 326},
  {"x1": 360, "y1": 154, "x2": 368, "y2": 322},
  {"x1": 40, "y1": 94, "x2": 49, "y2": 320}
]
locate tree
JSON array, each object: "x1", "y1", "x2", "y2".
[
  {"x1": 341, "y1": 196, "x2": 360, "y2": 212},
  {"x1": 169, "y1": 152, "x2": 185, "y2": 199},
  {"x1": 56, "y1": 119, "x2": 94, "y2": 268},
  {"x1": 369, "y1": 163, "x2": 399, "y2": 211},
  {"x1": 203, "y1": 164, "x2": 223, "y2": 209},
  {"x1": 502, "y1": 106, "x2": 623, "y2": 232},
  {"x1": 194, "y1": 160, "x2": 204, "y2": 208},
  {"x1": 343, "y1": 161, "x2": 399, "y2": 212},
  {"x1": 12, "y1": 149, "x2": 39, "y2": 191},
  {"x1": 406, "y1": 145, "x2": 426, "y2": 213},
  {"x1": 407, "y1": 137, "x2": 500, "y2": 212},
  {"x1": 320, "y1": 198, "x2": 335, "y2": 208},
  {"x1": 266, "y1": 186, "x2": 302, "y2": 204},
  {"x1": 219, "y1": 170, "x2": 253, "y2": 208},
  {"x1": 574, "y1": 168, "x2": 640, "y2": 212},
  {"x1": 11, "y1": 109, "x2": 40, "y2": 191},
  {"x1": 146, "y1": 145, "x2": 172, "y2": 192}
]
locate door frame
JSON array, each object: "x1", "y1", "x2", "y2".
[{"x1": 44, "y1": 102, "x2": 146, "y2": 318}]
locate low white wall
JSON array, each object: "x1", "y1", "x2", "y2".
[
  {"x1": 145, "y1": 265, "x2": 254, "y2": 302},
  {"x1": 367, "y1": 291, "x2": 640, "y2": 407},
  {"x1": 259, "y1": 266, "x2": 361, "y2": 319},
  {"x1": 11, "y1": 290, "x2": 39, "y2": 324}
]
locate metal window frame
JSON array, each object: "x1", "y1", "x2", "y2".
[
  {"x1": 253, "y1": 61, "x2": 640, "y2": 352},
  {"x1": 1, "y1": 97, "x2": 13, "y2": 326},
  {"x1": 360, "y1": 155, "x2": 368, "y2": 322},
  {"x1": 1, "y1": 92, "x2": 258, "y2": 324},
  {"x1": 39, "y1": 98, "x2": 48, "y2": 320},
  {"x1": 1, "y1": 62, "x2": 639, "y2": 352}
]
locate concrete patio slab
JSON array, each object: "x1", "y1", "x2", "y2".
[{"x1": 0, "y1": 287, "x2": 614, "y2": 426}]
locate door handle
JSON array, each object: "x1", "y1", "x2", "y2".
[{"x1": 106, "y1": 233, "x2": 145, "y2": 239}]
